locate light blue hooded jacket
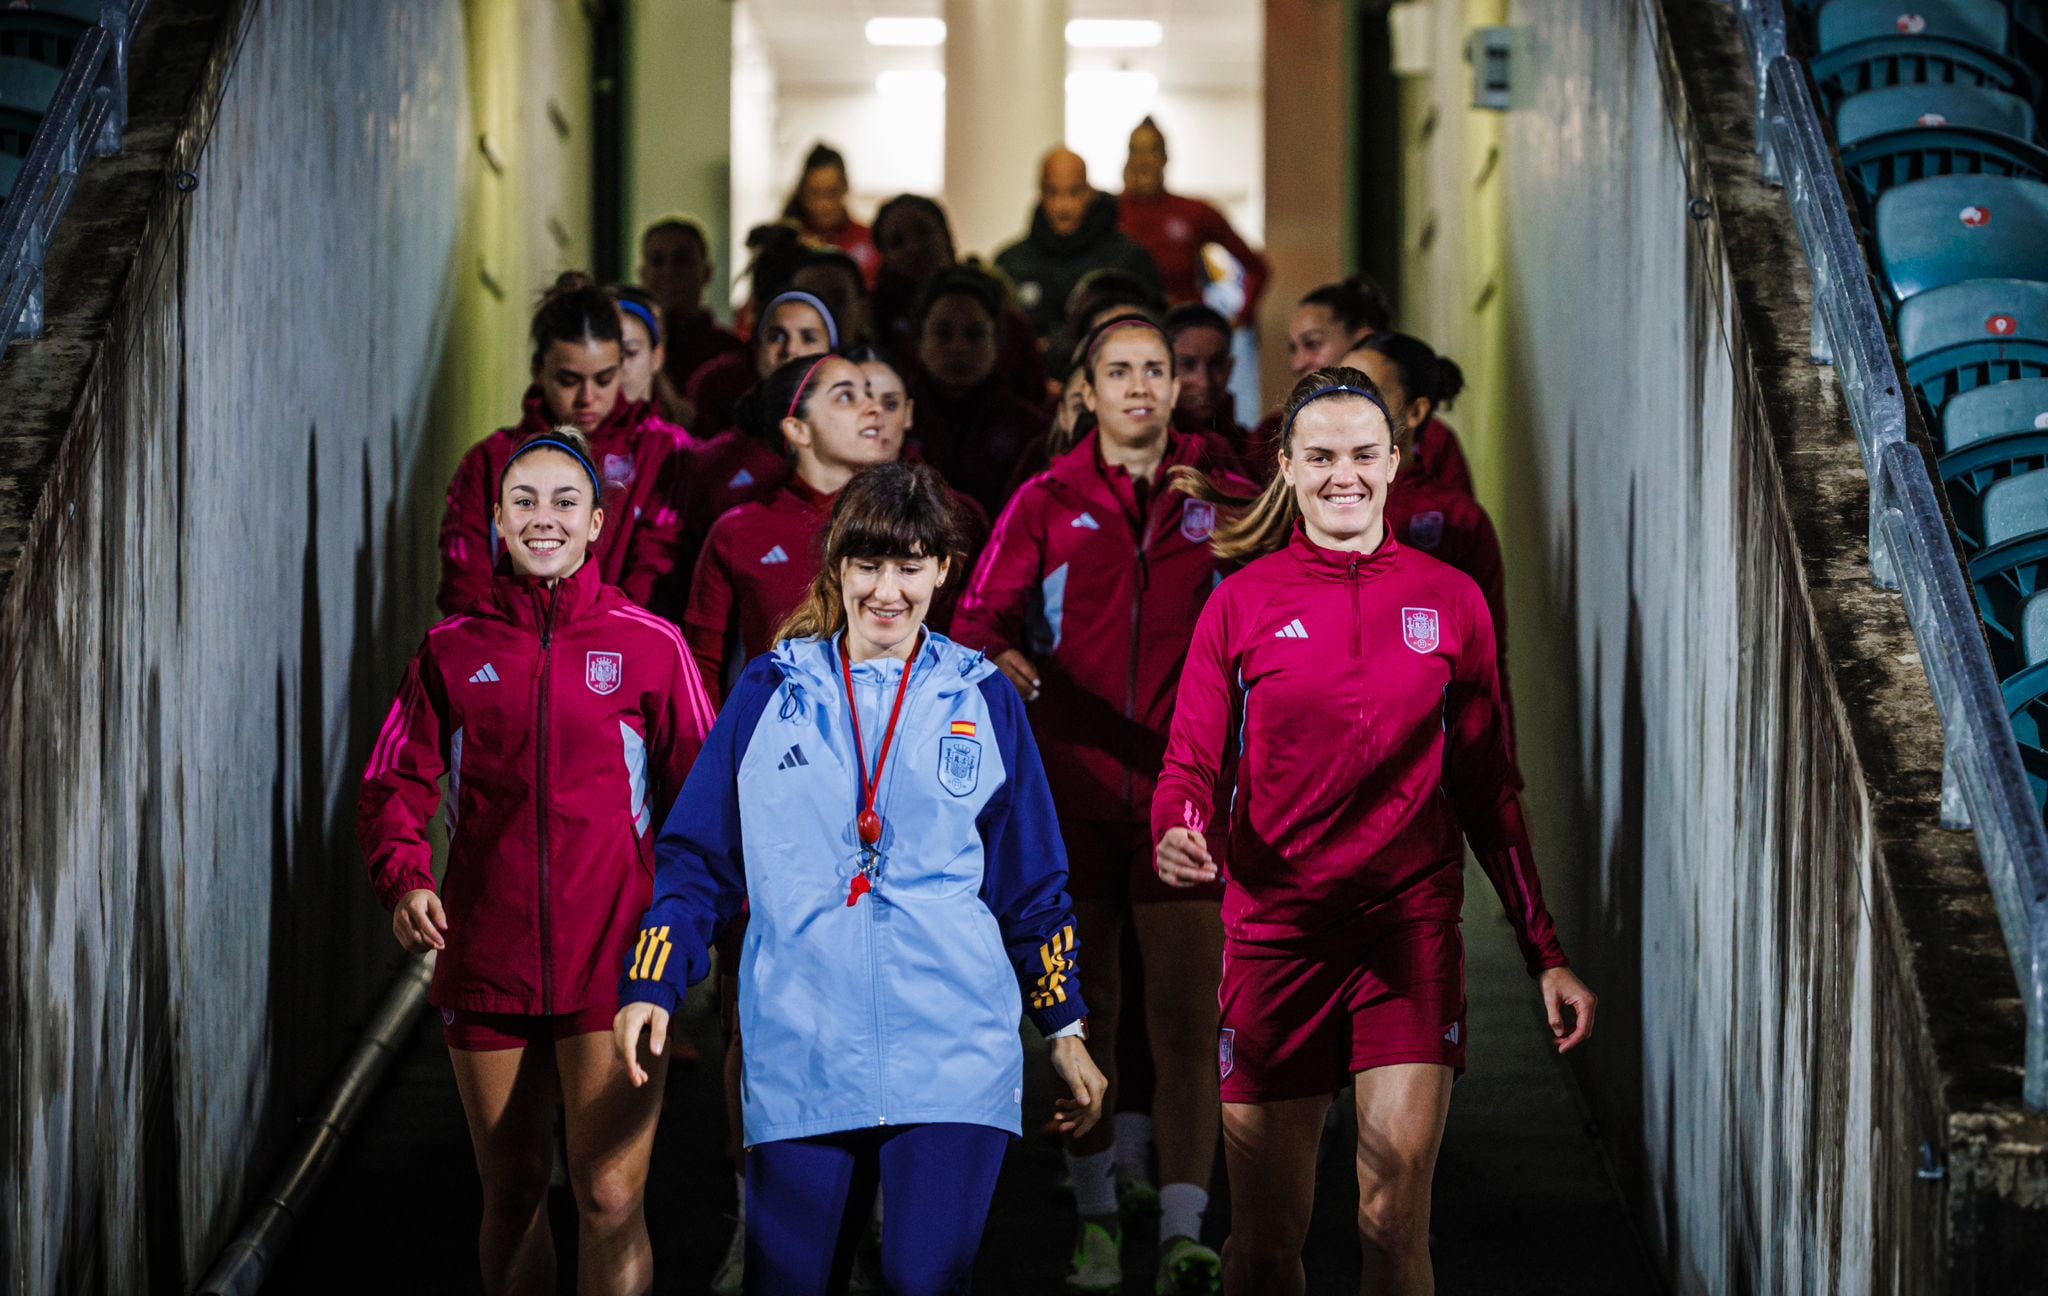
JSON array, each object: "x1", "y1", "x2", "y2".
[{"x1": 620, "y1": 631, "x2": 1086, "y2": 1145}]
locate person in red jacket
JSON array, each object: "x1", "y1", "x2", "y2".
[
  {"x1": 613, "y1": 284, "x2": 691, "y2": 429},
  {"x1": 361, "y1": 428, "x2": 717, "y2": 1296},
  {"x1": 686, "y1": 347, "x2": 988, "y2": 696},
  {"x1": 1117, "y1": 117, "x2": 1270, "y2": 323},
  {"x1": 1169, "y1": 303, "x2": 1251, "y2": 457},
  {"x1": 871, "y1": 193, "x2": 1050, "y2": 406},
  {"x1": 1240, "y1": 275, "x2": 1398, "y2": 482},
  {"x1": 953, "y1": 317, "x2": 1250, "y2": 1293},
  {"x1": 909, "y1": 265, "x2": 1052, "y2": 519},
  {"x1": 1154, "y1": 368, "x2": 1596, "y2": 1295},
  {"x1": 437, "y1": 273, "x2": 692, "y2": 616},
  {"x1": 1344, "y1": 336, "x2": 1506, "y2": 722},
  {"x1": 639, "y1": 214, "x2": 746, "y2": 396},
  {"x1": 1352, "y1": 330, "x2": 1475, "y2": 498},
  {"x1": 783, "y1": 142, "x2": 880, "y2": 287}
]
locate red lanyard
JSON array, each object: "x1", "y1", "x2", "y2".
[{"x1": 840, "y1": 633, "x2": 919, "y2": 905}]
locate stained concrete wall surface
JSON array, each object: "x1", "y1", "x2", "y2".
[
  {"x1": 1392, "y1": 0, "x2": 2009, "y2": 1288},
  {"x1": 0, "y1": 1, "x2": 593, "y2": 1291}
]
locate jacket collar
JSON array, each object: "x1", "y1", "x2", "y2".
[
  {"x1": 487, "y1": 551, "x2": 606, "y2": 631},
  {"x1": 1049, "y1": 427, "x2": 1206, "y2": 498},
  {"x1": 769, "y1": 629, "x2": 996, "y2": 715},
  {"x1": 515, "y1": 386, "x2": 649, "y2": 448},
  {"x1": 1285, "y1": 521, "x2": 1401, "y2": 580}
]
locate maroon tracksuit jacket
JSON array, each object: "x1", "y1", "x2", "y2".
[
  {"x1": 1150, "y1": 526, "x2": 1566, "y2": 974},
  {"x1": 681, "y1": 475, "x2": 989, "y2": 696},
  {"x1": 1118, "y1": 190, "x2": 1270, "y2": 317},
  {"x1": 952, "y1": 430, "x2": 1252, "y2": 824},
  {"x1": 359, "y1": 559, "x2": 717, "y2": 1015},
  {"x1": 436, "y1": 389, "x2": 691, "y2": 616}
]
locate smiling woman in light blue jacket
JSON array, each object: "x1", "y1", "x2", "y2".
[{"x1": 614, "y1": 459, "x2": 1105, "y2": 1294}]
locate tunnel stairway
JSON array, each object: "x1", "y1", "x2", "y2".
[{"x1": 261, "y1": 879, "x2": 1659, "y2": 1295}]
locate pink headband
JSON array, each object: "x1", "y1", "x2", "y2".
[{"x1": 786, "y1": 354, "x2": 834, "y2": 421}]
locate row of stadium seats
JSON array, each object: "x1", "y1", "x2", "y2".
[
  {"x1": 0, "y1": 2, "x2": 105, "y2": 199},
  {"x1": 1799, "y1": 1, "x2": 2048, "y2": 798}
]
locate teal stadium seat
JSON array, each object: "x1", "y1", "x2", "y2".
[
  {"x1": 0, "y1": 5, "x2": 91, "y2": 73},
  {"x1": 1968, "y1": 468, "x2": 2048, "y2": 669},
  {"x1": 1873, "y1": 174, "x2": 2048, "y2": 302},
  {"x1": 0, "y1": 56, "x2": 60, "y2": 171},
  {"x1": 1836, "y1": 82, "x2": 2038, "y2": 143},
  {"x1": 1841, "y1": 121, "x2": 2048, "y2": 203},
  {"x1": 1939, "y1": 379, "x2": 2048, "y2": 545},
  {"x1": 1812, "y1": 36, "x2": 2036, "y2": 111},
  {"x1": 1896, "y1": 279, "x2": 2048, "y2": 413},
  {"x1": 1818, "y1": 0, "x2": 2011, "y2": 53},
  {"x1": 2001, "y1": 587, "x2": 2048, "y2": 806}
]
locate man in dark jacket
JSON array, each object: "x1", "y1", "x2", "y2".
[{"x1": 996, "y1": 148, "x2": 1163, "y2": 353}]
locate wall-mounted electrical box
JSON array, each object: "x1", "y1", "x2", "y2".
[{"x1": 1466, "y1": 26, "x2": 1525, "y2": 111}]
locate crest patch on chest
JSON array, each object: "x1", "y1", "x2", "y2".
[
  {"x1": 1401, "y1": 608, "x2": 1440, "y2": 654},
  {"x1": 586, "y1": 651, "x2": 624, "y2": 695},
  {"x1": 1181, "y1": 499, "x2": 1217, "y2": 542},
  {"x1": 938, "y1": 735, "x2": 981, "y2": 796},
  {"x1": 1407, "y1": 510, "x2": 1444, "y2": 549}
]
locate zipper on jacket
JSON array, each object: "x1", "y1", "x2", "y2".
[
  {"x1": 1349, "y1": 556, "x2": 1362, "y2": 659},
  {"x1": 1121, "y1": 492, "x2": 1169, "y2": 812},
  {"x1": 537, "y1": 587, "x2": 560, "y2": 1013},
  {"x1": 863, "y1": 667, "x2": 903, "y2": 1126}
]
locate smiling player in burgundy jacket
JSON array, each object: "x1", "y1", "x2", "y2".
[
  {"x1": 1154, "y1": 366, "x2": 1594, "y2": 1296},
  {"x1": 362, "y1": 428, "x2": 715, "y2": 1296},
  {"x1": 953, "y1": 316, "x2": 1250, "y2": 1292}
]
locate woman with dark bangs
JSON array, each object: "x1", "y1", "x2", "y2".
[{"x1": 616, "y1": 463, "x2": 1105, "y2": 1294}]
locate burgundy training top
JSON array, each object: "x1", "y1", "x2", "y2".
[
  {"x1": 436, "y1": 389, "x2": 691, "y2": 617},
  {"x1": 953, "y1": 429, "x2": 1251, "y2": 823},
  {"x1": 1118, "y1": 190, "x2": 1270, "y2": 320},
  {"x1": 1150, "y1": 525, "x2": 1566, "y2": 975},
  {"x1": 359, "y1": 558, "x2": 717, "y2": 1015}
]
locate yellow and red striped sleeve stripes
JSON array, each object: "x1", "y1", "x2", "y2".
[
  {"x1": 1030, "y1": 924, "x2": 1075, "y2": 1011},
  {"x1": 627, "y1": 926, "x2": 673, "y2": 982}
]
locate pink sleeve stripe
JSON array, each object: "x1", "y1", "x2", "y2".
[
  {"x1": 611, "y1": 607, "x2": 717, "y2": 732},
  {"x1": 365, "y1": 686, "x2": 417, "y2": 782}
]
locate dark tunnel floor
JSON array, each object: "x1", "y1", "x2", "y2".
[{"x1": 264, "y1": 892, "x2": 1660, "y2": 1295}]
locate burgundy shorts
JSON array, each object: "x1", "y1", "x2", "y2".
[
  {"x1": 440, "y1": 1004, "x2": 618, "y2": 1052},
  {"x1": 1063, "y1": 818, "x2": 1225, "y2": 906},
  {"x1": 1216, "y1": 920, "x2": 1467, "y2": 1103}
]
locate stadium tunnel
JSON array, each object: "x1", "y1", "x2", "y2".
[{"x1": 1, "y1": 0, "x2": 2045, "y2": 1292}]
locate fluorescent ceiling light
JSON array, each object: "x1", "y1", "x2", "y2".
[
  {"x1": 866, "y1": 17, "x2": 946, "y2": 47},
  {"x1": 1066, "y1": 19, "x2": 1163, "y2": 48},
  {"x1": 876, "y1": 70, "x2": 946, "y2": 95}
]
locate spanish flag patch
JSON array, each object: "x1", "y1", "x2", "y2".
[{"x1": 950, "y1": 720, "x2": 977, "y2": 737}]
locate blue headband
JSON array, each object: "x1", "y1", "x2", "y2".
[
  {"x1": 618, "y1": 298, "x2": 660, "y2": 348},
  {"x1": 503, "y1": 437, "x2": 604, "y2": 501},
  {"x1": 761, "y1": 290, "x2": 840, "y2": 349},
  {"x1": 1280, "y1": 384, "x2": 1395, "y2": 444}
]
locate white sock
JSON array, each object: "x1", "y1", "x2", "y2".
[
  {"x1": 1066, "y1": 1146, "x2": 1119, "y2": 1219},
  {"x1": 1158, "y1": 1182, "x2": 1208, "y2": 1244},
  {"x1": 1113, "y1": 1112, "x2": 1153, "y2": 1178},
  {"x1": 734, "y1": 1171, "x2": 747, "y2": 1226}
]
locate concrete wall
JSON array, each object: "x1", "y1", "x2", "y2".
[
  {"x1": 1391, "y1": 0, "x2": 2042, "y2": 1288},
  {"x1": 623, "y1": 0, "x2": 734, "y2": 320},
  {"x1": 0, "y1": 2, "x2": 592, "y2": 1290}
]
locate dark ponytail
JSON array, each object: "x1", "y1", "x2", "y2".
[
  {"x1": 745, "y1": 352, "x2": 842, "y2": 450},
  {"x1": 1361, "y1": 331, "x2": 1463, "y2": 417},
  {"x1": 530, "y1": 271, "x2": 622, "y2": 370},
  {"x1": 1300, "y1": 274, "x2": 1392, "y2": 337}
]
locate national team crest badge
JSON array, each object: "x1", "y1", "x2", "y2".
[
  {"x1": 938, "y1": 735, "x2": 981, "y2": 796},
  {"x1": 1401, "y1": 607, "x2": 1440, "y2": 654},
  {"x1": 1409, "y1": 510, "x2": 1445, "y2": 550},
  {"x1": 602, "y1": 453, "x2": 634, "y2": 490},
  {"x1": 1218, "y1": 1028, "x2": 1235, "y2": 1079},
  {"x1": 586, "y1": 651, "x2": 623, "y2": 696},
  {"x1": 1181, "y1": 499, "x2": 1216, "y2": 542}
]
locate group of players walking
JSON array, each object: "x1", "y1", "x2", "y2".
[{"x1": 357, "y1": 128, "x2": 1596, "y2": 1296}]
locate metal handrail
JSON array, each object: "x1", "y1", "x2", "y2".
[
  {"x1": 0, "y1": 1, "x2": 144, "y2": 342},
  {"x1": 1731, "y1": 0, "x2": 2048, "y2": 1109}
]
